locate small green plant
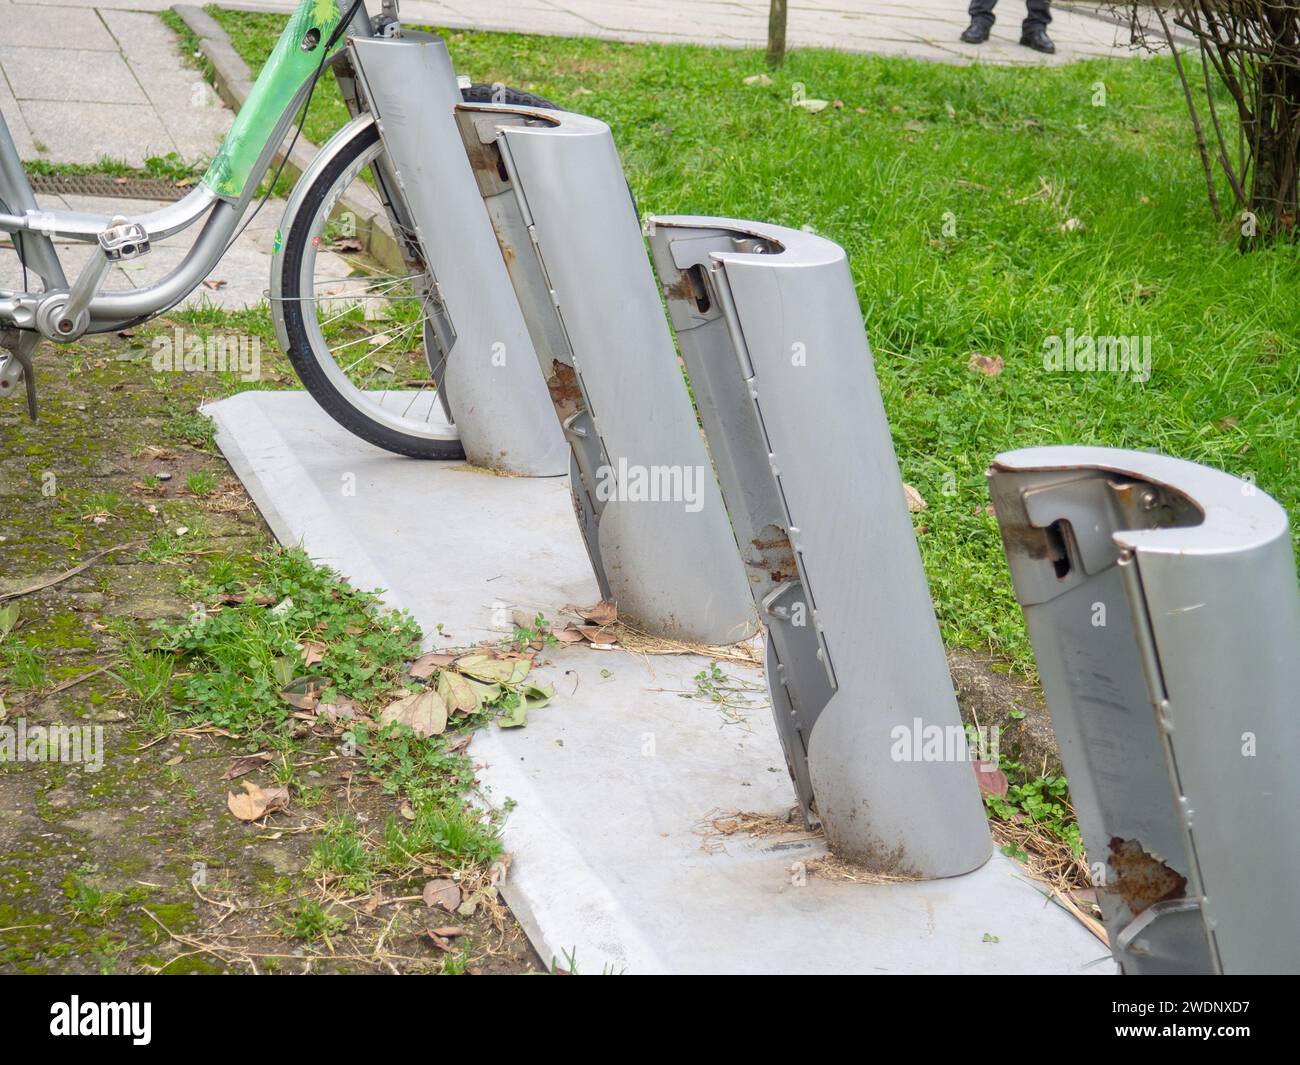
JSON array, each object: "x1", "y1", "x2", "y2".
[
  {"x1": 64, "y1": 868, "x2": 127, "y2": 923},
  {"x1": 109, "y1": 632, "x2": 175, "y2": 709},
  {"x1": 186, "y1": 470, "x2": 218, "y2": 497},
  {"x1": 92, "y1": 939, "x2": 131, "y2": 974},
  {"x1": 0, "y1": 639, "x2": 47, "y2": 691},
  {"x1": 511, "y1": 612, "x2": 557, "y2": 651},
  {"x1": 153, "y1": 548, "x2": 421, "y2": 736},
  {"x1": 288, "y1": 898, "x2": 347, "y2": 942},
  {"x1": 689, "y1": 662, "x2": 762, "y2": 725},
  {"x1": 307, "y1": 816, "x2": 375, "y2": 890},
  {"x1": 354, "y1": 721, "x2": 479, "y2": 808},
  {"x1": 80, "y1": 491, "x2": 123, "y2": 519},
  {"x1": 383, "y1": 798, "x2": 502, "y2": 867},
  {"x1": 138, "y1": 529, "x2": 192, "y2": 564},
  {"x1": 203, "y1": 557, "x2": 242, "y2": 591},
  {"x1": 693, "y1": 663, "x2": 728, "y2": 702},
  {"x1": 983, "y1": 758, "x2": 1084, "y2": 858},
  {"x1": 167, "y1": 411, "x2": 216, "y2": 450}
]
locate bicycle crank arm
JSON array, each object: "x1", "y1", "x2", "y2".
[{"x1": 39, "y1": 218, "x2": 151, "y2": 341}]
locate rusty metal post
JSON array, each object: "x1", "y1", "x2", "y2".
[{"x1": 989, "y1": 446, "x2": 1300, "y2": 974}]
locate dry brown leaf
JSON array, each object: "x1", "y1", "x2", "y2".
[
  {"x1": 226, "y1": 780, "x2": 289, "y2": 821},
  {"x1": 974, "y1": 759, "x2": 1009, "y2": 797},
  {"x1": 300, "y1": 640, "x2": 326, "y2": 667},
  {"x1": 422, "y1": 878, "x2": 461, "y2": 911},
  {"x1": 489, "y1": 853, "x2": 513, "y2": 886},
  {"x1": 429, "y1": 926, "x2": 469, "y2": 938},
  {"x1": 222, "y1": 751, "x2": 273, "y2": 780},
  {"x1": 318, "y1": 697, "x2": 357, "y2": 724},
  {"x1": 278, "y1": 675, "x2": 329, "y2": 711},
  {"x1": 409, "y1": 651, "x2": 458, "y2": 679},
  {"x1": 903, "y1": 484, "x2": 928, "y2": 512},
  {"x1": 551, "y1": 627, "x2": 586, "y2": 645},
  {"x1": 576, "y1": 625, "x2": 618, "y2": 645},
  {"x1": 379, "y1": 688, "x2": 448, "y2": 737},
  {"x1": 577, "y1": 599, "x2": 618, "y2": 626},
  {"x1": 437, "y1": 669, "x2": 480, "y2": 716}
]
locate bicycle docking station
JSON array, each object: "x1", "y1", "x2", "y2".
[
  {"x1": 645, "y1": 216, "x2": 991, "y2": 875},
  {"x1": 347, "y1": 31, "x2": 567, "y2": 476},
  {"x1": 988, "y1": 447, "x2": 1300, "y2": 974},
  {"x1": 203, "y1": 29, "x2": 1297, "y2": 973}
]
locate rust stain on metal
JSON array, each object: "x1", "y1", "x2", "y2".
[
  {"x1": 1108, "y1": 837, "x2": 1187, "y2": 914},
  {"x1": 744, "y1": 526, "x2": 798, "y2": 583},
  {"x1": 546, "y1": 360, "x2": 584, "y2": 421},
  {"x1": 489, "y1": 216, "x2": 515, "y2": 266},
  {"x1": 463, "y1": 138, "x2": 501, "y2": 177},
  {"x1": 662, "y1": 271, "x2": 697, "y2": 302},
  {"x1": 570, "y1": 485, "x2": 587, "y2": 528},
  {"x1": 997, "y1": 521, "x2": 1055, "y2": 562}
]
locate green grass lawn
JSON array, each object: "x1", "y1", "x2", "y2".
[{"x1": 210, "y1": 10, "x2": 1300, "y2": 672}]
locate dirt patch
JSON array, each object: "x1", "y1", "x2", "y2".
[{"x1": 947, "y1": 648, "x2": 1060, "y2": 776}]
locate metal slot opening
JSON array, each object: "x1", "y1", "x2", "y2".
[
  {"x1": 1045, "y1": 520, "x2": 1072, "y2": 579},
  {"x1": 686, "y1": 264, "x2": 711, "y2": 313}
]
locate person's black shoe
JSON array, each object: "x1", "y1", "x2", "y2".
[
  {"x1": 960, "y1": 20, "x2": 991, "y2": 44},
  {"x1": 1020, "y1": 26, "x2": 1055, "y2": 53}
]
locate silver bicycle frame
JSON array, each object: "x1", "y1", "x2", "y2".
[{"x1": 0, "y1": 1, "x2": 375, "y2": 335}]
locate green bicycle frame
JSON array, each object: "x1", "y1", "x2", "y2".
[{"x1": 202, "y1": 0, "x2": 345, "y2": 199}]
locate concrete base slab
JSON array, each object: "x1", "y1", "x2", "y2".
[{"x1": 206, "y1": 389, "x2": 1115, "y2": 974}]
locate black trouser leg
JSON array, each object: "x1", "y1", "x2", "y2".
[
  {"x1": 968, "y1": 0, "x2": 996, "y2": 27},
  {"x1": 1023, "y1": 0, "x2": 1051, "y2": 31}
]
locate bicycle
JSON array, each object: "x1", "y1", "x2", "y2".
[{"x1": 0, "y1": 0, "x2": 555, "y2": 459}]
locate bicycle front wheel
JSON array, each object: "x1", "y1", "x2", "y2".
[{"x1": 277, "y1": 85, "x2": 559, "y2": 459}]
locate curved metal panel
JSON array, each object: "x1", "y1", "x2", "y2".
[
  {"x1": 989, "y1": 445, "x2": 1300, "y2": 973},
  {"x1": 647, "y1": 214, "x2": 992, "y2": 877},
  {"x1": 455, "y1": 108, "x2": 757, "y2": 644}
]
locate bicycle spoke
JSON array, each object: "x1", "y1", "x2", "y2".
[{"x1": 337, "y1": 316, "x2": 423, "y2": 373}]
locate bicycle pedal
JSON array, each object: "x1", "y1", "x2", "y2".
[{"x1": 98, "y1": 219, "x2": 150, "y2": 261}]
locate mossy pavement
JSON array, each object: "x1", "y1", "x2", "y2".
[{"x1": 0, "y1": 331, "x2": 539, "y2": 973}]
